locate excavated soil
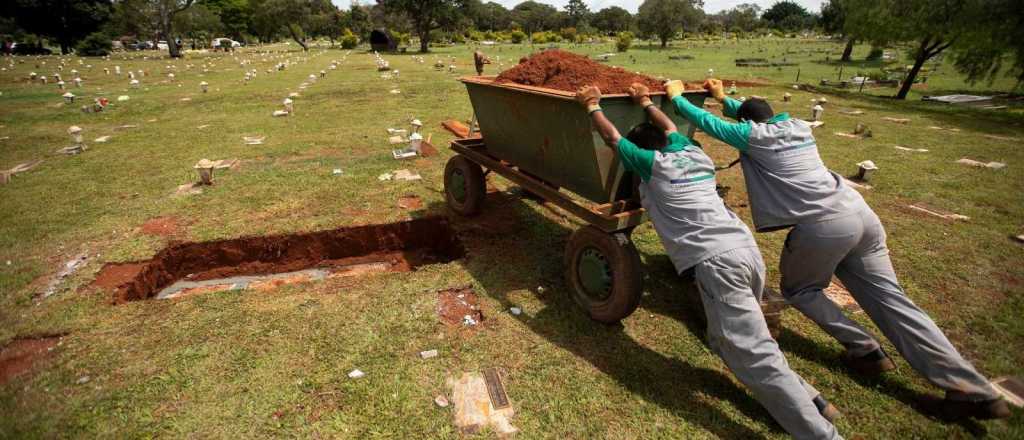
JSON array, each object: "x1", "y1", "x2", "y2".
[
  {"x1": 437, "y1": 286, "x2": 484, "y2": 327},
  {"x1": 0, "y1": 336, "x2": 61, "y2": 385},
  {"x1": 93, "y1": 217, "x2": 464, "y2": 303},
  {"x1": 140, "y1": 216, "x2": 181, "y2": 236},
  {"x1": 496, "y1": 50, "x2": 664, "y2": 94}
]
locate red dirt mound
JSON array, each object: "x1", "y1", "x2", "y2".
[{"x1": 495, "y1": 50, "x2": 664, "y2": 94}]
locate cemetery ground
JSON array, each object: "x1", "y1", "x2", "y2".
[{"x1": 1, "y1": 39, "x2": 1022, "y2": 438}]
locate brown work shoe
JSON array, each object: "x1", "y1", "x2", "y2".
[
  {"x1": 938, "y1": 397, "x2": 1012, "y2": 421},
  {"x1": 813, "y1": 395, "x2": 841, "y2": 423},
  {"x1": 841, "y1": 348, "x2": 896, "y2": 376}
]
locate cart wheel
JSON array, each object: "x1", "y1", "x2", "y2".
[
  {"x1": 444, "y1": 155, "x2": 486, "y2": 216},
  {"x1": 564, "y1": 225, "x2": 643, "y2": 324}
]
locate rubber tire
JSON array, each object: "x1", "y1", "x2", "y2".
[
  {"x1": 564, "y1": 225, "x2": 643, "y2": 324},
  {"x1": 444, "y1": 155, "x2": 486, "y2": 216}
]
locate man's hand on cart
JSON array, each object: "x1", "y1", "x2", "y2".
[
  {"x1": 664, "y1": 80, "x2": 685, "y2": 99},
  {"x1": 628, "y1": 83, "x2": 652, "y2": 107},
  {"x1": 703, "y1": 78, "x2": 726, "y2": 102},
  {"x1": 576, "y1": 85, "x2": 603, "y2": 114}
]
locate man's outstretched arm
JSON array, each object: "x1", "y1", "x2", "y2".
[
  {"x1": 664, "y1": 80, "x2": 751, "y2": 152},
  {"x1": 628, "y1": 83, "x2": 677, "y2": 134},
  {"x1": 576, "y1": 85, "x2": 654, "y2": 181}
]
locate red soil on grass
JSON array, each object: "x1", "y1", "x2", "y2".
[
  {"x1": 140, "y1": 216, "x2": 181, "y2": 236},
  {"x1": 0, "y1": 336, "x2": 61, "y2": 384},
  {"x1": 495, "y1": 50, "x2": 664, "y2": 94}
]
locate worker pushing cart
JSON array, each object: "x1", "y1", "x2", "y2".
[
  {"x1": 667, "y1": 78, "x2": 1011, "y2": 421},
  {"x1": 575, "y1": 82, "x2": 842, "y2": 440}
]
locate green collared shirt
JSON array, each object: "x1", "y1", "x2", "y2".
[{"x1": 615, "y1": 131, "x2": 695, "y2": 182}]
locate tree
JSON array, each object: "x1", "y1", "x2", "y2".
[
  {"x1": 762, "y1": 1, "x2": 811, "y2": 32},
  {"x1": 716, "y1": 3, "x2": 761, "y2": 33},
  {"x1": 949, "y1": 0, "x2": 1024, "y2": 89},
  {"x1": 175, "y1": 3, "x2": 223, "y2": 48},
  {"x1": 820, "y1": 0, "x2": 855, "y2": 61},
  {"x1": 117, "y1": 0, "x2": 198, "y2": 57},
  {"x1": 4, "y1": 0, "x2": 112, "y2": 54},
  {"x1": 200, "y1": 0, "x2": 250, "y2": 40},
  {"x1": 845, "y1": 0, "x2": 1013, "y2": 99},
  {"x1": 592, "y1": 6, "x2": 632, "y2": 35},
  {"x1": 347, "y1": 3, "x2": 373, "y2": 40},
  {"x1": 637, "y1": 0, "x2": 702, "y2": 48},
  {"x1": 511, "y1": 1, "x2": 558, "y2": 35},
  {"x1": 379, "y1": 0, "x2": 458, "y2": 53},
  {"x1": 254, "y1": 0, "x2": 334, "y2": 51},
  {"x1": 564, "y1": 0, "x2": 590, "y2": 28}
]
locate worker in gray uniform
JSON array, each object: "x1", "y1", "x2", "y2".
[
  {"x1": 666, "y1": 77, "x2": 1010, "y2": 421},
  {"x1": 575, "y1": 82, "x2": 842, "y2": 440}
]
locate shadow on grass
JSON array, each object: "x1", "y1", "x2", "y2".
[
  {"x1": 421, "y1": 191, "x2": 778, "y2": 438},
  {"x1": 421, "y1": 185, "x2": 991, "y2": 437}
]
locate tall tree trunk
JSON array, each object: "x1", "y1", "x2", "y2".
[
  {"x1": 841, "y1": 38, "x2": 854, "y2": 62},
  {"x1": 288, "y1": 25, "x2": 309, "y2": 51},
  {"x1": 419, "y1": 29, "x2": 429, "y2": 53},
  {"x1": 896, "y1": 43, "x2": 930, "y2": 100},
  {"x1": 660, "y1": 36, "x2": 667, "y2": 48},
  {"x1": 169, "y1": 40, "x2": 182, "y2": 57}
]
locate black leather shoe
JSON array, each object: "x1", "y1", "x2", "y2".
[{"x1": 813, "y1": 395, "x2": 841, "y2": 423}]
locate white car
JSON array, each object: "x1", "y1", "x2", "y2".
[
  {"x1": 157, "y1": 41, "x2": 168, "y2": 50},
  {"x1": 212, "y1": 38, "x2": 241, "y2": 49}
]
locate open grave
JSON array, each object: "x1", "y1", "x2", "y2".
[{"x1": 94, "y1": 217, "x2": 463, "y2": 303}]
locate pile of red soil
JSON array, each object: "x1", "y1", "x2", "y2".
[{"x1": 495, "y1": 50, "x2": 664, "y2": 94}]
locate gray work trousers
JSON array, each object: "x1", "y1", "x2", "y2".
[
  {"x1": 696, "y1": 247, "x2": 841, "y2": 440},
  {"x1": 780, "y1": 208, "x2": 998, "y2": 401}
]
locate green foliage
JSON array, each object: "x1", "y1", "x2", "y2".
[
  {"x1": 512, "y1": 1, "x2": 559, "y2": 34},
  {"x1": 560, "y1": 27, "x2": 577, "y2": 42},
  {"x1": 531, "y1": 31, "x2": 547, "y2": 44},
  {"x1": 637, "y1": 0, "x2": 701, "y2": 48},
  {"x1": 615, "y1": 31, "x2": 633, "y2": 52},
  {"x1": 340, "y1": 28, "x2": 358, "y2": 49},
  {"x1": 510, "y1": 30, "x2": 526, "y2": 44},
  {"x1": 592, "y1": 6, "x2": 633, "y2": 35},
  {"x1": 75, "y1": 31, "x2": 112, "y2": 56},
  {"x1": 865, "y1": 46, "x2": 883, "y2": 61},
  {"x1": 762, "y1": 1, "x2": 812, "y2": 31},
  {"x1": 4, "y1": 0, "x2": 112, "y2": 54}
]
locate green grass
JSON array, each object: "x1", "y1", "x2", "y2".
[{"x1": 1, "y1": 38, "x2": 1022, "y2": 438}]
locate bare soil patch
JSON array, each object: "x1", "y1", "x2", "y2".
[
  {"x1": 93, "y1": 217, "x2": 463, "y2": 303},
  {"x1": 0, "y1": 335, "x2": 62, "y2": 385},
  {"x1": 437, "y1": 286, "x2": 484, "y2": 327},
  {"x1": 140, "y1": 216, "x2": 181, "y2": 236}
]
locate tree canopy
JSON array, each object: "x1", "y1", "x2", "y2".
[{"x1": 637, "y1": 0, "x2": 703, "y2": 48}]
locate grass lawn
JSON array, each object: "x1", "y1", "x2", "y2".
[{"x1": 1, "y1": 38, "x2": 1022, "y2": 438}]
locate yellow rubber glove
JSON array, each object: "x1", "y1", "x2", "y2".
[
  {"x1": 664, "y1": 80, "x2": 685, "y2": 99},
  {"x1": 703, "y1": 78, "x2": 726, "y2": 101},
  {"x1": 576, "y1": 85, "x2": 602, "y2": 113},
  {"x1": 628, "y1": 83, "x2": 653, "y2": 107}
]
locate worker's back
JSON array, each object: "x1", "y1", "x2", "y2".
[
  {"x1": 636, "y1": 134, "x2": 756, "y2": 273},
  {"x1": 740, "y1": 118, "x2": 867, "y2": 232}
]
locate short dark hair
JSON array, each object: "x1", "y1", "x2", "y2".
[
  {"x1": 625, "y1": 123, "x2": 666, "y2": 151},
  {"x1": 737, "y1": 98, "x2": 774, "y2": 123}
]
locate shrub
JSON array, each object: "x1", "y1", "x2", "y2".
[
  {"x1": 483, "y1": 30, "x2": 497, "y2": 41},
  {"x1": 866, "y1": 46, "x2": 884, "y2": 61},
  {"x1": 510, "y1": 30, "x2": 526, "y2": 44},
  {"x1": 560, "y1": 27, "x2": 577, "y2": 42},
  {"x1": 531, "y1": 32, "x2": 547, "y2": 44},
  {"x1": 467, "y1": 30, "x2": 484, "y2": 42},
  {"x1": 340, "y1": 29, "x2": 358, "y2": 49},
  {"x1": 76, "y1": 32, "x2": 112, "y2": 56},
  {"x1": 451, "y1": 32, "x2": 465, "y2": 44},
  {"x1": 616, "y1": 31, "x2": 633, "y2": 53}
]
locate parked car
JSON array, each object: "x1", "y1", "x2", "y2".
[
  {"x1": 11, "y1": 43, "x2": 52, "y2": 55},
  {"x1": 156, "y1": 40, "x2": 168, "y2": 50},
  {"x1": 212, "y1": 38, "x2": 240, "y2": 50}
]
